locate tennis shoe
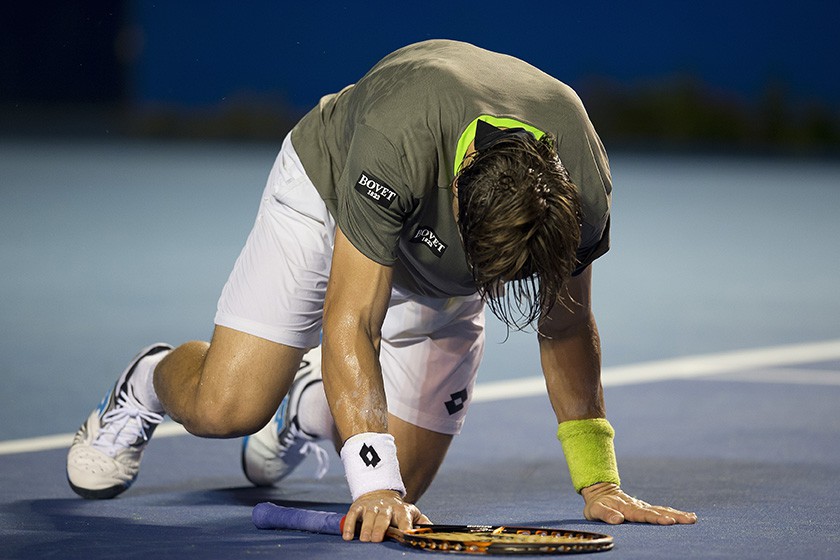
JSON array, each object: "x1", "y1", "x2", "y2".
[
  {"x1": 242, "y1": 346, "x2": 329, "y2": 486},
  {"x1": 66, "y1": 343, "x2": 172, "y2": 499}
]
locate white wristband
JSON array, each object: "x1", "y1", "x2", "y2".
[{"x1": 339, "y1": 432, "x2": 406, "y2": 502}]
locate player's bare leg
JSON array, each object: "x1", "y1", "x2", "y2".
[
  {"x1": 240, "y1": 353, "x2": 454, "y2": 498},
  {"x1": 66, "y1": 324, "x2": 305, "y2": 498},
  {"x1": 154, "y1": 325, "x2": 305, "y2": 437},
  {"x1": 388, "y1": 414, "x2": 453, "y2": 503}
]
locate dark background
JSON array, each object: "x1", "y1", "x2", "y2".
[{"x1": 2, "y1": 0, "x2": 839, "y2": 154}]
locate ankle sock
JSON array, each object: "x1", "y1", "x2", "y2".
[
  {"x1": 296, "y1": 380, "x2": 335, "y2": 441},
  {"x1": 129, "y1": 349, "x2": 170, "y2": 414}
]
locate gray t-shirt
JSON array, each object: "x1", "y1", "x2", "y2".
[{"x1": 291, "y1": 39, "x2": 611, "y2": 297}]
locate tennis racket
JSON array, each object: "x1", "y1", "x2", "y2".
[{"x1": 252, "y1": 502, "x2": 614, "y2": 555}]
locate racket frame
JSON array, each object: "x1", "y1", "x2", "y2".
[{"x1": 386, "y1": 523, "x2": 614, "y2": 555}]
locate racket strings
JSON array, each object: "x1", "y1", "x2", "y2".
[
  {"x1": 418, "y1": 530, "x2": 598, "y2": 543},
  {"x1": 397, "y1": 527, "x2": 614, "y2": 554}
]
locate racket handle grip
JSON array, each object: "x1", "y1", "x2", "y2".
[{"x1": 252, "y1": 503, "x2": 345, "y2": 535}]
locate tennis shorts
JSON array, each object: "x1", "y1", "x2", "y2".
[{"x1": 215, "y1": 134, "x2": 486, "y2": 435}]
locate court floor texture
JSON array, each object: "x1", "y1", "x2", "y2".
[{"x1": 1, "y1": 139, "x2": 839, "y2": 558}]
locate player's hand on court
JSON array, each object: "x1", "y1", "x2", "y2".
[
  {"x1": 581, "y1": 483, "x2": 697, "y2": 525},
  {"x1": 342, "y1": 489, "x2": 431, "y2": 542}
]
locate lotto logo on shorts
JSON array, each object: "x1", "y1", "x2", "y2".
[
  {"x1": 410, "y1": 226, "x2": 448, "y2": 257},
  {"x1": 445, "y1": 388, "x2": 468, "y2": 415},
  {"x1": 355, "y1": 172, "x2": 398, "y2": 208}
]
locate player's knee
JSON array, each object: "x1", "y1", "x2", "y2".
[{"x1": 181, "y1": 397, "x2": 271, "y2": 438}]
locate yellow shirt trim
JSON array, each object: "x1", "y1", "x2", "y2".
[{"x1": 453, "y1": 115, "x2": 547, "y2": 176}]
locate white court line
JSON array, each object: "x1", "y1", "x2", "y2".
[
  {"x1": 698, "y1": 367, "x2": 840, "y2": 386},
  {"x1": 2, "y1": 338, "x2": 839, "y2": 456},
  {"x1": 0, "y1": 423, "x2": 189, "y2": 456},
  {"x1": 473, "y1": 338, "x2": 840, "y2": 403}
]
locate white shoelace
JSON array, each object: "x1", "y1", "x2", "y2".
[
  {"x1": 280, "y1": 422, "x2": 330, "y2": 479},
  {"x1": 92, "y1": 384, "x2": 165, "y2": 457},
  {"x1": 302, "y1": 441, "x2": 330, "y2": 480}
]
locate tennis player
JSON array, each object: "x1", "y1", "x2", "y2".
[{"x1": 67, "y1": 39, "x2": 696, "y2": 542}]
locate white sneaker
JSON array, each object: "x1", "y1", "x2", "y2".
[
  {"x1": 241, "y1": 347, "x2": 329, "y2": 486},
  {"x1": 66, "y1": 344, "x2": 171, "y2": 499}
]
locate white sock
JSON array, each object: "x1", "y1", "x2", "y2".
[
  {"x1": 129, "y1": 349, "x2": 170, "y2": 414},
  {"x1": 296, "y1": 380, "x2": 335, "y2": 441}
]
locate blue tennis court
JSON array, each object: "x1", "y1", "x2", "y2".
[{"x1": 1, "y1": 140, "x2": 839, "y2": 558}]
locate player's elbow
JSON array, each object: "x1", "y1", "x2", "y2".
[{"x1": 539, "y1": 308, "x2": 596, "y2": 341}]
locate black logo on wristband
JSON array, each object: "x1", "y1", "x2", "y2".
[
  {"x1": 444, "y1": 388, "x2": 468, "y2": 415},
  {"x1": 359, "y1": 444, "x2": 381, "y2": 468}
]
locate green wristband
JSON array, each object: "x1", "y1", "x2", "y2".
[{"x1": 556, "y1": 418, "x2": 621, "y2": 493}]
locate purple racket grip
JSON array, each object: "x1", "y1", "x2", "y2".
[{"x1": 252, "y1": 503, "x2": 344, "y2": 535}]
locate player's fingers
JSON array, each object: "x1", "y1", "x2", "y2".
[
  {"x1": 620, "y1": 503, "x2": 676, "y2": 525},
  {"x1": 367, "y1": 505, "x2": 395, "y2": 543},
  {"x1": 342, "y1": 506, "x2": 361, "y2": 541},
  {"x1": 624, "y1": 500, "x2": 699, "y2": 525},
  {"x1": 358, "y1": 505, "x2": 388, "y2": 542},
  {"x1": 650, "y1": 505, "x2": 697, "y2": 524},
  {"x1": 397, "y1": 503, "x2": 430, "y2": 530},
  {"x1": 585, "y1": 499, "x2": 625, "y2": 525},
  {"x1": 611, "y1": 496, "x2": 677, "y2": 525},
  {"x1": 675, "y1": 510, "x2": 698, "y2": 524}
]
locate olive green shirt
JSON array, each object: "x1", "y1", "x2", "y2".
[{"x1": 291, "y1": 39, "x2": 611, "y2": 297}]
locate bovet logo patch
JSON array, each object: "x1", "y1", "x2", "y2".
[
  {"x1": 410, "y1": 226, "x2": 448, "y2": 258},
  {"x1": 354, "y1": 171, "x2": 398, "y2": 208}
]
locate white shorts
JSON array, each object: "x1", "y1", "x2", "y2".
[{"x1": 215, "y1": 135, "x2": 486, "y2": 435}]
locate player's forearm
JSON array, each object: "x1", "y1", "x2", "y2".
[
  {"x1": 539, "y1": 311, "x2": 606, "y2": 423},
  {"x1": 321, "y1": 304, "x2": 408, "y2": 504},
  {"x1": 321, "y1": 228, "x2": 393, "y2": 443},
  {"x1": 540, "y1": 312, "x2": 620, "y2": 493},
  {"x1": 321, "y1": 316, "x2": 389, "y2": 443}
]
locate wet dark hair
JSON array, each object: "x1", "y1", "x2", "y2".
[{"x1": 456, "y1": 131, "x2": 582, "y2": 330}]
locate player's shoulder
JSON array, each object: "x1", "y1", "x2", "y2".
[
  {"x1": 380, "y1": 39, "x2": 479, "y2": 65},
  {"x1": 381, "y1": 40, "x2": 575, "y2": 101},
  {"x1": 369, "y1": 40, "x2": 465, "y2": 82},
  {"x1": 373, "y1": 40, "x2": 508, "y2": 81}
]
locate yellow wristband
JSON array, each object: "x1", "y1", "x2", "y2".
[{"x1": 556, "y1": 418, "x2": 621, "y2": 493}]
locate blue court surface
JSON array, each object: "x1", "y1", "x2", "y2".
[{"x1": 1, "y1": 140, "x2": 839, "y2": 559}]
